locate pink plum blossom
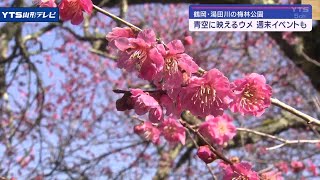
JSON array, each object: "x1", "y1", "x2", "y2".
[
  {"x1": 220, "y1": 162, "x2": 259, "y2": 180},
  {"x1": 179, "y1": 69, "x2": 233, "y2": 117},
  {"x1": 111, "y1": 29, "x2": 164, "y2": 81},
  {"x1": 197, "y1": 145, "x2": 216, "y2": 164},
  {"x1": 198, "y1": 114, "x2": 236, "y2": 145},
  {"x1": 106, "y1": 27, "x2": 135, "y2": 48},
  {"x1": 130, "y1": 89, "x2": 163, "y2": 123},
  {"x1": 134, "y1": 121, "x2": 160, "y2": 144},
  {"x1": 159, "y1": 94, "x2": 182, "y2": 117},
  {"x1": 59, "y1": 0, "x2": 93, "y2": 25},
  {"x1": 38, "y1": 0, "x2": 57, "y2": 7},
  {"x1": 154, "y1": 40, "x2": 198, "y2": 93},
  {"x1": 230, "y1": 73, "x2": 272, "y2": 117},
  {"x1": 160, "y1": 117, "x2": 185, "y2": 145}
]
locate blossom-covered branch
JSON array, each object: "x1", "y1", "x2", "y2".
[
  {"x1": 91, "y1": 4, "x2": 319, "y2": 179},
  {"x1": 41, "y1": 1, "x2": 317, "y2": 179},
  {"x1": 92, "y1": 4, "x2": 320, "y2": 125}
]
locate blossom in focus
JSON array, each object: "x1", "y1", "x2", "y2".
[
  {"x1": 154, "y1": 40, "x2": 198, "y2": 94},
  {"x1": 160, "y1": 117, "x2": 185, "y2": 145},
  {"x1": 159, "y1": 94, "x2": 182, "y2": 117},
  {"x1": 106, "y1": 27, "x2": 135, "y2": 48},
  {"x1": 230, "y1": 73, "x2": 272, "y2": 117},
  {"x1": 38, "y1": 0, "x2": 57, "y2": 7},
  {"x1": 179, "y1": 69, "x2": 233, "y2": 117},
  {"x1": 130, "y1": 89, "x2": 163, "y2": 123},
  {"x1": 197, "y1": 145, "x2": 216, "y2": 164},
  {"x1": 134, "y1": 121, "x2": 160, "y2": 144},
  {"x1": 111, "y1": 29, "x2": 164, "y2": 81},
  {"x1": 220, "y1": 162, "x2": 259, "y2": 180},
  {"x1": 198, "y1": 114, "x2": 236, "y2": 145},
  {"x1": 59, "y1": 0, "x2": 93, "y2": 25}
]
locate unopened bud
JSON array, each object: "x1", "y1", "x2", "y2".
[{"x1": 197, "y1": 145, "x2": 216, "y2": 164}]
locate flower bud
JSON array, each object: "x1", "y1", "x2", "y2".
[{"x1": 197, "y1": 145, "x2": 216, "y2": 164}]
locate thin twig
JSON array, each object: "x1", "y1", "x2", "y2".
[
  {"x1": 93, "y1": 4, "x2": 142, "y2": 32},
  {"x1": 300, "y1": 50, "x2": 320, "y2": 68},
  {"x1": 237, "y1": 128, "x2": 320, "y2": 150},
  {"x1": 271, "y1": 98, "x2": 320, "y2": 127}
]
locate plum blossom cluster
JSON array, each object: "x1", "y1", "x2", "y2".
[
  {"x1": 129, "y1": 89, "x2": 186, "y2": 145},
  {"x1": 38, "y1": 0, "x2": 93, "y2": 25},
  {"x1": 107, "y1": 27, "x2": 272, "y2": 177},
  {"x1": 107, "y1": 28, "x2": 272, "y2": 119}
]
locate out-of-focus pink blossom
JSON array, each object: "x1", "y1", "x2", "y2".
[
  {"x1": 179, "y1": 69, "x2": 233, "y2": 117},
  {"x1": 134, "y1": 121, "x2": 160, "y2": 144},
  {"x1": 111, "y1": 29, "x2": 164, "y2": 81},
  {"x1": 130, "y1": 89, "x2": 163, "y2": 123},
  {"x1": 220, "y1": 162, "x2": 259, "y2": 180},
  {"x1": 160, "y1": 117, "x2": 185, "y2": 145},
  {"x1": 154, "y1": 40, "x2": 198, "y2": 93},
  {"x1": 197, "y1": 145, "x2": 216, "y2": 164},
  {"x1": 59, "y1": 0, "x2": 93, "y2": 25},
  {"x1": 38, "y1": 0, "x2": 57, "y2": 7},
  {"x1": 275, "y1": 161, "x2": 289, "y2": 173},
  {"x1": 308, "y1": 161, "x2": 318, "y2": 176},
  {"x1": 260, "y1": 170, "x2": 284, "y2": 180},
  {"x1": 290, "y1": 160, "x2": 305, "y2": 173},
  {"x1": 230, "y1": 73, "x2": 272, "y2": 117},
  {"x1": 184, "y1": 36, "x2": 193, "y2": 45},
  {"x1": 198, "y1": 114, "x2": 236, "y2": 145}
]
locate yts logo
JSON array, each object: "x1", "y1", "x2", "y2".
[
  {"x1": 0, "y1": 8, "x2": 59, "y2": 22},
  {"x1": 2, "y1": 11, "x2": 24, "y2": 18},
  {"x1": 291, "y1": 6, "x2": 310, "y2": 13}
]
